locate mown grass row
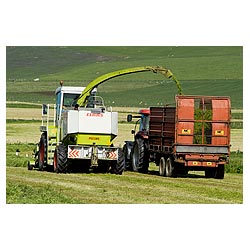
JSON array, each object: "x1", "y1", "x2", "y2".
[
  {"x1": 5, "y1": 130, "x2": 244, "y2": 204},
  {"x1": 6, "y1": 166, "x2": 243, "y2": 204}
]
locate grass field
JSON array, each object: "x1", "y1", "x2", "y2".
[
  {"x1": 6, "y1": 46, "x2": 243, "y2": 108},
  {"x1": 6, "y1": 128, "x2": 243, "y2": 204},
  {"x1": 6, "y1": 166, "x2": 243, "y2": 204},
  {"x1": 5, "y1": 46, "x2": 243, "y2": 204}
]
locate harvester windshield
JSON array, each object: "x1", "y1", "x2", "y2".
[{"x1": 63, "y1": 93, "x2": 80, "y2": 107}]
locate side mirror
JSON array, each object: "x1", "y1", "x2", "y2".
[
  {"x1": 127, "y1": 114, "x2": 132, "y2": 122},
  {"x1": 42, "y1": 104, "x2": 48, "y2": 115},
  {"x1": 131, "y1": 130, "x2": 135, "y2": 134}
]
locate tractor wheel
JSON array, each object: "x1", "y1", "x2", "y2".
[
  {"x1": 111, "y1": 148, "x2": 125, "y2": 175},
  {"x1": 215, "y1": 164, "x2": 225, "y2": 179},
  {"x1": 159, "y1": 157, "x2": 166, "y2": 176},
  {"x1": 38, "y1": 133, "x2": 47, "y2": 171},
  {"x1": 166, "y1": 157, "x2": 175, "y2": 177},
  {"x1": 131, "y1": 138, "x2": 149, "y2": 173},
  {"x1": 123, "y1": 143, "x2": 132, "y2": 170},
  {"x1": 53, "y1": 144, "x2": 68, "y2": 173}
]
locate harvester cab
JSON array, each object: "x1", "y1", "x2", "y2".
[{"x1": 55, "y1": 86, "x2": 86, "y2": 125}]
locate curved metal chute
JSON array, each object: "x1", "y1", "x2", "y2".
[{"x1": 76, "y1": 66, "x2": 182, "y2": 107}]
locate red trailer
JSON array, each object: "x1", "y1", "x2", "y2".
[{"x1": 149, "y1": 95, "x2": 231, "y2": 179}]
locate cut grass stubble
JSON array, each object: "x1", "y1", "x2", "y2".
[{"x1": 6, "y1": 167, "x2": 243, "y2": 204}]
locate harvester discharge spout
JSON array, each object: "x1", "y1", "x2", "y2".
[{"x1": 76, "y1": 66, "x2": 183, "y2": 107}]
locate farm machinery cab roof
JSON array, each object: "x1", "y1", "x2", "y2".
[{"x1": 55, "y1": 86, "x2": 85, "y2": 123}]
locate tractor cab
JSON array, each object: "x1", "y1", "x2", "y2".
[
  {"x1": 127, "y1": 109, "x2": 150, "y2": 139},
  {"x1": 138, "y1": 109, "x2": 150, "y2": 132}
]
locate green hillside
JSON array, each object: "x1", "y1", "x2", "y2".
[{"x1": 6, "y1": 46, "x2": 243, "y2": 108}]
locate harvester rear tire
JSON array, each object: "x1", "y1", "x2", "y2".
[
  {"x1": 38, "y1": 133, "x2": 47, "y2": 171},
  {"x1": 131, "y1": 138, "x2": 149, "y2": 173},
  {"x1": 111, "y1": 148, "x2": 125, "y2": 175},
  {"x1": 27, "y1": 161, "x2": 33, "y2": 170},
  {"x1": 54, "y1": 144, "x2": 68, "y2": 173}
]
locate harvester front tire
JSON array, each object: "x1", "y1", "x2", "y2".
[
  {"x1": 131, "y1": 138, "x2": 149, "y2": 173},
  {"x1": 38, "y1": 133, "x2": 47, "y2": 171},
  {"x1": 54, "y1": 144, "x2": 68, "y2": 173},
  {"x1": 111, "y1": 148, "x2": 125, "y2": 175}
]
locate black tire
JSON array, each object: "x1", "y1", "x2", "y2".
[
  {"x1": 27, "y1": 161, "x2": 33, "y2": 170},
  {"x1": 111, "y1": 148, "x2": 125, "y2": 175},
  {"x1": 123, "y1": 143, "x2": 132, "y2": 170},
  {"x1": 159, "y1": 157, "x2": 166, "y2": 176},
  {"x1": 131, "y1": 138, "x2": 149, "y2": 173},
  {"x1": 215, "y1": 164, "x2": 225, "y2": 179},
  {"x1": 53, "y1": 144, "x2": 68, "y2": 173},
  {"x1": 205, "y1": 168, "x2": 216, "y2": 178},
  {"x1": 166, "y1": 157, "x2": 175, "y2": 177},
  {"x1": 38, "y1": 133, "x2": 47, "y2": 171}
]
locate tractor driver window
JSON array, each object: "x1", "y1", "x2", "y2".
[{"x1": 140, "y1": 115, "x2": 150, "y2": 132}]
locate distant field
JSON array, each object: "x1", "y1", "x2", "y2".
[{"x1": 6, "y1": 46, "x2": 243, "y2": 108}]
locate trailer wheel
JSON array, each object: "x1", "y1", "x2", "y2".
[
  {"x1": 53, "y1": 144, "x2": 68, "y2": 173},
  {"x1": 166, "y1": 157, "x2": 175, "y2": 177},
  {"x1": 215, "y1": 164, "x2": 225, "y2": 179},
  {"x1": 38, "y1": 133, "x2": 47, "y2": 171},
  {"x1": 159, "y1": 157, "x2": 166, "y2": 176},
  {"x1": 205, "y1": 168, "x2": 216, "y2": 178},
  {"x1": 111, "y1": 148, "x2": 125, "y2": 175},
  {"x1": 131, "y1": 138, "x2": 149, "y2": 173}
]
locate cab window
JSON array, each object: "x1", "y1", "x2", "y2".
[{"x1": 63, "y1": 93, "x2": 80, "y2": 107}]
